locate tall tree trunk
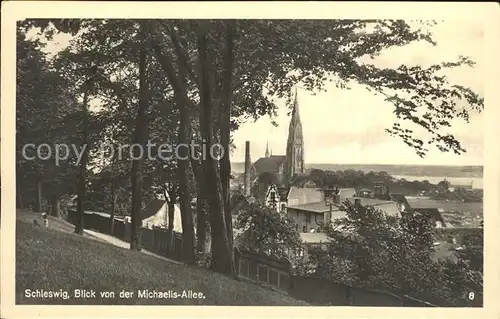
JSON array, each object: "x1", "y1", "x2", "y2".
[
  {"x1": 50, "y1": 196, "x2": 60, "y2": 218},
  {"x1": 176, "y1": 53, "x2": 196, "y2": 265},
  {"x1": 196, "y1": 188, "x2": 207, "y2": 254},
  {"x1": 130, "y1": 25, "x2": 149, "y2": 251},
  {"x1": 164, "y1": 186, "x2": 176, "y2": 253},
  {"x1": 190, "y1": 158, "x2": 207, "y2": 254},
  {"x1": 110, "y1": 183, "x2": 116, "y2": 235},
  {"x1": 36, "y1": 180, "x2": 42, "y2": 213},
  {"x1": 164, "y1": 187, "x2": 175, "y2": 232},
  {"x1": 198, "y1": 25, "x2": 235, "y2": 275},
  {"x1": 219, "y1": 20, "x2": 236, "y2": 256},
  {"x1": 75, "y1": 88, "x2": 89, "y2": 235},
  {"x1": 149, "y1": 21, "x2": 229, "y2": 270}
]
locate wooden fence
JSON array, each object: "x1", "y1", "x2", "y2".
[
  {"x1": 234, "y1": 247, "x2": 444, "y2": 307},
  {"x1": 67, "y1": 210, "x2": 475, "y2": 307},
  {"x1": 234, "y1": 247, "x2": 293, "y2": 291},
  {"x1": 66, "y1": 210, "x2": 184, "y2": 261}
]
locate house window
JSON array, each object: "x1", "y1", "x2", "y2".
[{"x1": 306, "y1": 213, "x2": 311, "y2": 223}]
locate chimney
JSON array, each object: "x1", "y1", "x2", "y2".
[
  {"x1": 333, "y1": 187, "x2": 340, "y2": 203},
  {"x1": 244, "y1": 141, "x2": 251, "y2": 197},
  {"x1": 333, "y1": 194, "x2": 340, "y2": 204}
]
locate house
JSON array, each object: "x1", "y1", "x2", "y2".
[
  {"x1": 337, "y1": 188, "x2": 356, "y2": 199},
  {"x1": 412, "y1": 207, "x2": 447, "y2": 228},
  {"x1": 263, "y1": 184, "x2": 290, "y2": 213},
  {"x1": 262, "y1": 185, "x2": 362, "y2": 216},
  {"x1": 262, "y1": 185, "x2": 326, "y2": 214},
  {"x1": 141, "y1": 198, "x2": 184, "y2": 232},
  {"x1": 357, "y1": 188, "x2": 373, "y2": 197},
  {"x1": 287, "y1": 186, "x2": 324, "y2": 206},
  {"x1": 286, "y1": 196, "x2": 402, "y2": 234},
  {"x1": 389, "y1": 193, "x2": 412, "y2": 214}
]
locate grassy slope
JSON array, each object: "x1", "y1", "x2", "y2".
[{"x1": 16, "y1": 218, "x2": 306, "y2": 305}]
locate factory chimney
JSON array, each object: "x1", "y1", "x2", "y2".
[{"x1": 244, "y1": 141, "x2": 251, "y2": 197}]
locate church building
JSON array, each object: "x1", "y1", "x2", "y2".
[{"x1": 253, "y1": 89, "x2": 305, "y2": 185}]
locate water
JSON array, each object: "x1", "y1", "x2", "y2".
[{"x1": 393, "y1": 175, "x2": 483, "y2": 189}]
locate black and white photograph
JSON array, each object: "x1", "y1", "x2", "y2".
[{"x1": 2, "y1": 1, "x2": 500, "y2": 317}]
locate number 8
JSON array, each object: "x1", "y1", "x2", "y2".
[{"x1": 468, "y1": 292, "x2": 475, "y2": 300}]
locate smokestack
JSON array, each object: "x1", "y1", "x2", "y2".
[{"x1": 244, "y1": 141, "x2": 251, "y2": 197}]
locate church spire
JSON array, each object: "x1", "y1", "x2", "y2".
[
  {"x1": 285, "y1": 87, "x2": 305, "y2": 184},
  {"x1": 292, "y1": 87, "x2": 300, "y2": 119},
  {"x1": 265, "y1": 141, "x2": 270, "y2": 158}
]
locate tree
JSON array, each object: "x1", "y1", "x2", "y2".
[
  {"x1": 437, "y1": 180, "x2": 451, "y2": 193},
  {"x1": 307, "y1": 200, "x2": 479, "y2": 306},
  {"x1": 16, "y1": 24, "x2": 80, "y2": 214},
  {"x1": 309, "y1": 169, "x2": 326, "y2": 187},
  {"x1": 258, "y1": 172, "x2": 278, "y2": 187},
  {"x1": 128, "y1": 21, "x2": 150, "y2": 250},
  {"x1": 29, "y1": 18, "x2": 483, "y2": 277},
  {"x1": 235, "y1": 203, "x2": 303, "y2": 263}
]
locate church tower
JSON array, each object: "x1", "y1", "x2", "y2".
[{"x1": 285, "y1": 88, "x2": 305, "y2": 184}]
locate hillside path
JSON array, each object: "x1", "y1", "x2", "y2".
[{"x1": 83, "y1": 229, "x2": 183, "y2": 265}]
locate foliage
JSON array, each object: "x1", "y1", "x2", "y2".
[
  {"x1": 19, "y1": 18, "x2": 483, "y2": 275},
  {"x1": 16, "y1": 26, "x2": 81, "y2": 208},
  {"x1": 234, "y1": 203, "x2": 303, "y2": 262},
  {"x1": 306, "y1": 200, "x2": 482, "y2": 306},
  {"x1": 442, "y1": 230, "x2": 483, "y2": 300}
]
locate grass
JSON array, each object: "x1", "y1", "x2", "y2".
[
  {"x1": 16, "y1": 210, "x2": 104, "y2": 241},
  {"x1": 15, "y1": 217, "x2": 307, "y2": 305}
]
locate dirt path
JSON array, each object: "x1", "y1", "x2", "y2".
[{"x1": 79, "y1": 230, "x2": 183, "y2": 265}]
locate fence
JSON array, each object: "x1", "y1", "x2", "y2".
[
  {"x1": 234, "y1": 247, "x2": 293, "y2": 291},
  {"x1": 67, "y1": 210, "x2": 469, "y2": 307},
  {"x1": 234, "y1": 247, "x2": 441, "y2": 307},
  {"x1": 141, "y1": 227, "x2": 184, "y2": 261},
  {"x1": 66, "y1": 209, "x2": 184, "y2": 261}
]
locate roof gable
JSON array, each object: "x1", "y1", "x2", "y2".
[
  {"x1": 142, "y1": 199, "x2": 167, "y2": 219},
  {"x1": 287, "y1": 187, "x2": 324, "y2": 206},
  {"x1": 338, "y1": 188, "x2": 356, "y2": 199}
]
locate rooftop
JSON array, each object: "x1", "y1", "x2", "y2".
[
  {"x1": 287, "y1": 187, "x2": 324, "y2": 206},
  {"x1": 287, "y1": 197, "x2": 396, "y2": 214},
  {"x1": 142, "y1": 198, "x2": 166, "y2": 219},
  {"x1": 288, "y1": 201, "x2": 340, "y2": 214}
]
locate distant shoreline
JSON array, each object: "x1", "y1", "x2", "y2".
[{"x1": 230, "y1": 162, "x2": 483, "y2": 178}]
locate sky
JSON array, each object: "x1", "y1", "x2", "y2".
[
  {"x1": 33, "y1": 19, "x2": 484, "y2": 166},
  {"x1": 231, "y1": 20, "x2": 484, "y2": 165}
]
